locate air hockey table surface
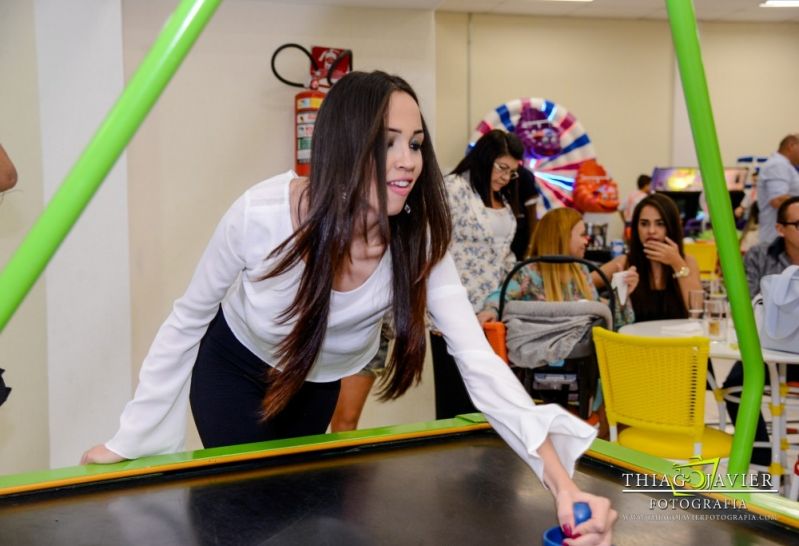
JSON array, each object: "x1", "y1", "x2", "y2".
[{"x1": 1, "y1": 415, "x2": 798, "y2": 545}]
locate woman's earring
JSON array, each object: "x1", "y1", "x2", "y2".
[{"x1": 404, "y1": 202, "x2": 411, "y2": 214}]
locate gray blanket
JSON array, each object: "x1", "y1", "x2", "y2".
[{"x1": 503, "y1": 300, "x2": 612, "y2": 369}]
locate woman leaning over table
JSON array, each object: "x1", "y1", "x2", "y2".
[{"x1": 81, "y1": 71, "x2": 615, "y2": 543}]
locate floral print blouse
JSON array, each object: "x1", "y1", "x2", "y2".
[{"x1": 445, "y1": 172, "x2": 517, "y2": 312}]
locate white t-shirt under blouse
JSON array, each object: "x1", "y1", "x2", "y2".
[
  {"x1": 106, "y1": 170, "x2": 595, "y2": 482},
  {"x1": 486, "y1": 206, "x2": 515, "y2": 242}
]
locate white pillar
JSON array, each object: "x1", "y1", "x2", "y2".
[{"x1": 34, "y1": 0, "x2": 131, "y2": 468}]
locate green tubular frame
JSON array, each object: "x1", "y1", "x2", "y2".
[{"x1": 666, "y1": 0, "x2": 764, "y2": 479}]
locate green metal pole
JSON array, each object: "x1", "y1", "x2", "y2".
[
  {"x1": 666, "y1": 0, "x2": 764, "y2": 479},
  {"x1": 0, "y1": 0, "x2": 222, "y2": 331}
]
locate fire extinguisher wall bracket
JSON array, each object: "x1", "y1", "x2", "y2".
[{"x1": 270, "y1": 43, "x2": 318, "y2": 88}]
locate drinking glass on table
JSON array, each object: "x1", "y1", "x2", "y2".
[
  {"x1": 704, "y1": 298, "x2": 726, "y2": 340},
  {"x1": 688, "y1": 289, "x2": 705, "y2": 320},
  {"x1": 709, "y1": 277, "x2": 725, "y2": 298}
]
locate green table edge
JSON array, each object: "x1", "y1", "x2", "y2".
[{"x1": 1, "y1": 413, "x2": 797, "y2": 528}]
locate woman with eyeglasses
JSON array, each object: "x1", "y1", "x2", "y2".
[{"x1": 431, "y1": 129, "x2": 526, "y2": 419}]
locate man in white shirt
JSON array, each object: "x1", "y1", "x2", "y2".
[{"x1": 757, "y1": 134, "x2": 799, "y2": 244}]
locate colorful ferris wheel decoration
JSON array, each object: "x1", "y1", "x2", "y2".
[{"x1": 469, "y1": 98, "x2": 597, "y2": 215}]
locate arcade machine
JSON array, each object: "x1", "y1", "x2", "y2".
[{"x1": 650, "y1": 166, "x2": 748, "y2": 238}]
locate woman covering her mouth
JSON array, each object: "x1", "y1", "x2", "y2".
[{"x1": 598, "y1": 192, "x2": 701, "y2": 322}]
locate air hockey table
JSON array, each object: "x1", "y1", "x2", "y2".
[{"x1": 1, "y1": 415, "x2": 798, "y2": 545}]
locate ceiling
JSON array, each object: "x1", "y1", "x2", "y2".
[{"x1": 278, "y1": 0, "x2": 799, "y2": 22}]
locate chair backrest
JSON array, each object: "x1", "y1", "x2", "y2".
[
  {"x1": 591, "y1": 327, "x2": 710, "y2": 441},
  {"x1": 483, "y1": 321, "x2": 508, "y2": 363},
  {"x1": 684, "y1": 241, "x2": 717, "y2": 278}
]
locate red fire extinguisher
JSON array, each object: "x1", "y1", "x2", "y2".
[
  {"x1": 271, "y1": 44, "x2": 352, "y2": 176},
  {"x1": 293, "y1": 81, "x2": 325, "y2": 177}
]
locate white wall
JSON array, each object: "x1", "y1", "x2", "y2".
[
  {"x1": 34, "y1": 0, "x2": 132, "y2": 469},
  {"x1": 671, "y1": 22, "x2": 799, "y2": 165},
  {"x1": 691, "y1": 21, "x2": 799, "y2": 161}
]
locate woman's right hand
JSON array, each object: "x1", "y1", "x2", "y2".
[
  {"x1": 81, "y1": 444, "x2": 125, "y2": 465},
  {"x1": 556, "y1": 489, "x2": 616, "y2": 545}
]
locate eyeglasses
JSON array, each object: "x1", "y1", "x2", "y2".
[
  {"x1": 779, "y1": 220, "x2": 799, "y2": 230},
  {"x1": 493, "y1": 162, "x2": 519, "y2": 180}
]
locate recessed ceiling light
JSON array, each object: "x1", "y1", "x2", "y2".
[{"x1": 760, "y1": 0, "x2": 799, "y2": 7}]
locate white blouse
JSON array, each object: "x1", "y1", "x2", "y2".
[{"x1": 106, "y1": 170, "x2": 595, "y2": 482}]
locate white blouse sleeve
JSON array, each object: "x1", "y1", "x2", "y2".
[
  {"x1": 426, "y1": 253, "x2": 597, "y2": 481},
  {"x1": 106, "y1": 194, "x2": 250, "y2": 459}
]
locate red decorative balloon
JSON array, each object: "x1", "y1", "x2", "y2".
[{"x1": 572, "y1": 159, "x2": 619, "y2": 213}]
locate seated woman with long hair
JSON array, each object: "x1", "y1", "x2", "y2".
[
  {"x1": 597, "y1": 193, "x2": 701, "y2": 321},
  {"x1": 478, "y1": 207, "x2": 638, "y2": 326}
]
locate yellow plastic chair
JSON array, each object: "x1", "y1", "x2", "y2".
[
  {"x1": 592, "y1": 327, "x2": 733, "y2": 459},
  {"x1": 684, "y1": 241, "x2": 719, "y2": 283}
]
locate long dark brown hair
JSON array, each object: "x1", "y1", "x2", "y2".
[
  {"x1": 260, "y1": 71, "x2": 451, "y2": 419},
  {"x1": 627, "y1": 193, "x2": 688, "y2": 319},
  {"x1": 450, "y1": 129, "x2": 524, "y2": 215}
]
